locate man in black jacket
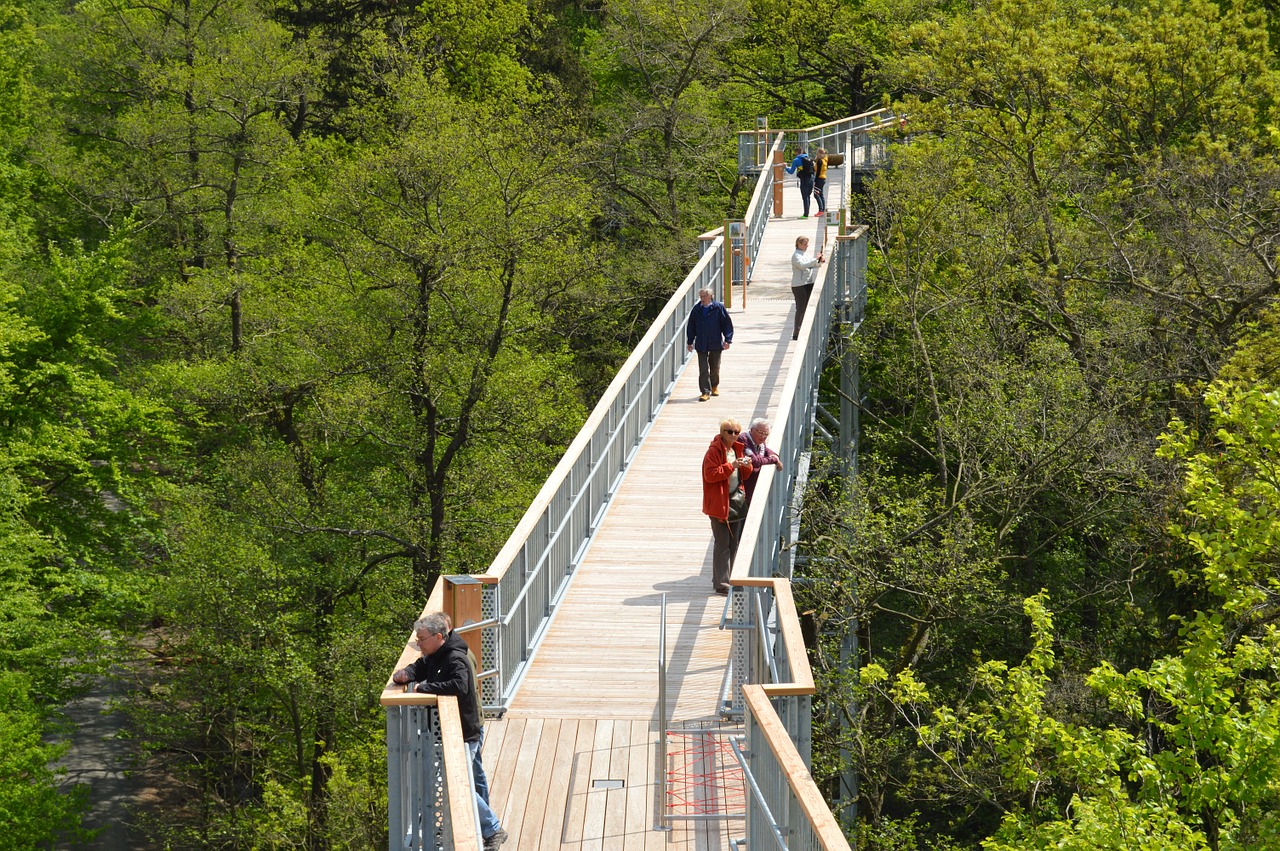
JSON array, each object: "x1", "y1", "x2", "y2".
[{"x1": 393, "y1": 612, "x2": 507, "y2": 851}]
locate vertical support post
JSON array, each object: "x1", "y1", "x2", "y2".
[
  {"x1": 444, "y1": 575, "x2": 484, "y2": 659},
  {"x1": 837, "y1": 627, "x2": 860, "y2": 830},
  {"x1": 655, "y1": 593, "x2": 670, "y2": 830},
  {"x1": 833, "y1": 231, "x2": 863, "y2": 480},
  {"x1": 833, "y1": 225, "x2": 868, "y2": 828},
  {"x1": 726, "y1": 220, "x2": 747, "y2": 309},
  {"x1": 729, "y1": 587, "x2": 752, "y2": 717},
  {"x1": 771, "y1": 150, "x2": 784, "y2": 217},
  {"x1": 387, "y1": 708, "x2": 402, "y2": 851},
  {"x1": 722, "y1": 221, "x2": 733, "y2": 309},
  {"x1": 840, "y1": 333, "x2": 857, "y2": 479}
]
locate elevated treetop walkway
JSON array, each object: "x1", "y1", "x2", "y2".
[{"x1": 380, "y1": 110, "x2": 894, "y2": 851}]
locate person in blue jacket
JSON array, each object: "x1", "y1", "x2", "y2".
[
  {"x1": 784, "y1": 147, "x2": 816, "y2": 218},
  {"x1": 686, "y1": 287, "x2": 734, "y2": 401}
]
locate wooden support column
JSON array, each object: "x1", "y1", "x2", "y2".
[
  {"x1": 442, "y1": 575, "x2": 484, "y2": 659},
  {"x1": 771, "y1": 150, "x2": 785, "y2": 217}
]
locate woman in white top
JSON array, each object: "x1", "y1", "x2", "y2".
[{"x1": 790, "y1": 236, "x2": 824, "y2": 341}]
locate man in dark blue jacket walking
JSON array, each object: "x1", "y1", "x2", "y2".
[{"x1": 686, "y1": 287, "x2": 734, "y2": 401}]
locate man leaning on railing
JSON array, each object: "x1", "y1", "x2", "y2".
[{"x1": 392, "y1": 612, "x2": 509, "y2": 851}]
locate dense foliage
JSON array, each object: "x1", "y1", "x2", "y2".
[
  {"x1": 3, "y1": 0, "x2": 1278, "y2": 847},
  {"x1": 4, "y1": 0, "x2": 860, "y2": 844},
  {"x1": 795, "y1": 0, "x2": 1280, "y2": 848}
]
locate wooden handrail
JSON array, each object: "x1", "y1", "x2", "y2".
[
  {"x1": 743, "y1": 685, "x2": 850, "y2": 851},
  {"x1": 739, "y1": 107, "x2": 893, "y2": 137},
  {"x1": 476, "y1": 241, "x2": 722, "y2": 590},
  {"x1": 766, "y1": 580, "x2": 814, "y2": 695},
  {"x1": 795, "y1": 107, "x2": 894, "y2": 135},
  {"x1": 381, "y1": 578, "x2": 448, "y2": 696},
  {"x1": 439, "y1": 697, "x2": 483, "y2": 851}
]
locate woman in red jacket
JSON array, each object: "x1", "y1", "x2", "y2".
[{"x1": 702, "y1": 417, "x2": 752, "y2": 595}]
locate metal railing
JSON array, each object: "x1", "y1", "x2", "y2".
[
  {"x1": 716, "y1": 199, "x2": 868, "y2": 849},
  {"x1": 737, "y1": 685, "x2": 848, "y2": 851},
  {"x1": 799, "y1": 111, "x2": 898, "y2": 174},
  {"x1": 736, "y1": 109, "x2": 896, "y2": 175},
  {"x1": 384, "y1": 114, "x2": 875, "y2": 851},
  {"x1": 741, "y1": 132, "x2": 783, "y2": 277},
  {"x1": 384, "y1": 695, "x2": 481, "y2": 851},
  {"x1": 732, "y1": 216, "x2": 868, "y2": 584},
  {"x1": 382, "y1": 236, "x2": 728, "y2": 851},
  {"x1": 481, "y1": 238, "x2": 727, "y2": 712}
]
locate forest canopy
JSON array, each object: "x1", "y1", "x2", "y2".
[{"x1": 1, "y1": 0, "x2": 1277, "y2": 847}]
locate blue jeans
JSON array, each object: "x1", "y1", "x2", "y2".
[
  {"x1": 468, "y1": 737, "x2": 501, "y2": 837},
  {"x1": 469, "y1": 731, "x2": 490, "y2": 804}
]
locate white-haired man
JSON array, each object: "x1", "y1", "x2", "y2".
[{"x1": 393, "y1": 612, "x2": 507, "y2": 851}]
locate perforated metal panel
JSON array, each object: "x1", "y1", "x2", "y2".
[
  {"x1": 480, "y1": 587, "x2": 499, "y2": 711},
  {"x1": 728, "y1": 589, "x2": 750, "y2": 717},
  {"x1": 387, "y1": 705, "x2": 450, "y2": 851}
]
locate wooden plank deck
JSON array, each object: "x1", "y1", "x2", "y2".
[{"x1": 481, "y1": 170, "x2": 840, "y2": 851}]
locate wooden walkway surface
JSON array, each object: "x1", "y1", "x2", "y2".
[{"x1": 480, "y1": 170, "x2": 840, "y2": 851}]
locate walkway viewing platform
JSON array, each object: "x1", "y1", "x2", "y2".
[
  {"x1": 382, "y1": 112, "x2": 892, "y2": 851},
  {"x1": 480, "y1": 212, "x2": 833, "y2": 851}
]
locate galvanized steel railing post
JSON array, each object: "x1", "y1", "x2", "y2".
[
  {"x1": 655, "y1": 593, "x2": 670, "y2": 830},
  {"x1": 387, "y1": 709, "x2": 402, "y2": 850}
]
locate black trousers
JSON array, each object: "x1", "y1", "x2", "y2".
[
  {"x1": 813, "y1": 177, "x2": 827, "y2": 212},
  {"x1": 792, "y1": 283, "x2": 814, "y2": 340}
]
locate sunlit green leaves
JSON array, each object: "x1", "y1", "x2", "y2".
[
  {"x1": 869, "y1": 591, "x2": 1280, "y2": 849},
  {"x1": 1159, "y1": 383, "x2": 1280, "y2": 613},
  {"x1": 0, "y1": 671, "x2": 89, "y2": 848}
]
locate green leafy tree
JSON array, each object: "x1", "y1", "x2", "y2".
[
  {"x1": 133, "y1": 487, "x2": 404, "y2": 848},
  {"x1": 587, "y1": 0, "x2": 746, "y2": 245},
  {"x1": 269, "y1": 0, "x2": 537, "y2": 119},
  {"x1": 854, "y1": 322, "x2": 1280, "y2": 849},
  {"x1": 0, "y1": 671, "x2": 89, "y2": 848},
  {"x1": 0, "y1": 234, "x2": 178, "y2": 842},
  {"x1": 39, "y1": 0, "x2": 319, "y2": 354},
  {"x1": 881, "y1": 0, "x2": 1280, "y2": 387},
  {"x1": 315, "y1": 82, "x2": 594, "y2": 590},
  {"x1": 728, "y1": 0, "x2": 927, "y2": 120},
  {"x1": 801, "y1": 0, "x2": 1280, "y2": 843},
  {"x1": 0, "y1": 282, "x2": 91, "y2": 846},
  {"x1": 123, "y1": 79, "x2": 596, "y2": 845},
  {"x1": 0, "y1": 2, "x2": 181, "y2": 839}
]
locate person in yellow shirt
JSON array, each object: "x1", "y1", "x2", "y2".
[{"x1": 813, "y1": 147, "x2": 829, "y2": 215}]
